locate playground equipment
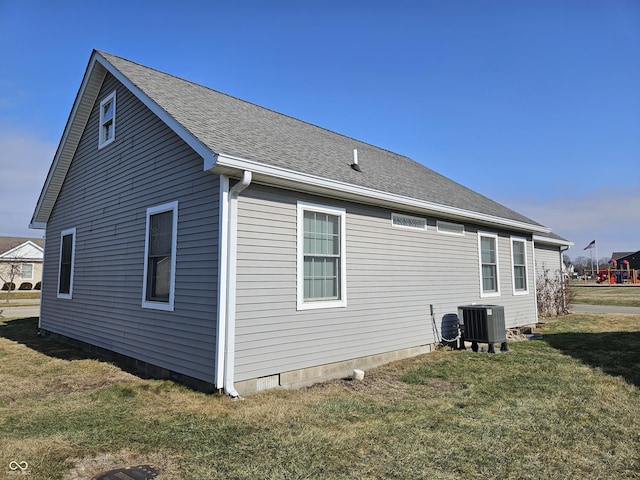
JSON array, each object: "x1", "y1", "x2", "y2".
[{"x1": 595, "y1": 259, "x2": 640, "y2": 284}]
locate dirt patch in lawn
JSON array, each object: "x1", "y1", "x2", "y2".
[
  {"x1": 312, "y1": 369, "x2": 459, "y2": 401},
  {"x1": 63, "y1": 450, "x2": 176, "y2": 480}
]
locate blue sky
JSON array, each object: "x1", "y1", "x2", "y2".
[{"x1": 1, "y1": 0, "x2": 638, "y2": 261}]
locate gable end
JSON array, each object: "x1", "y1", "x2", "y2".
[
  {"x1": 31, "y1": 59, "x2": 107, "y2": 228},
  {"x1": 31, "y1": 50, "x2": 215, "y2": 228}
]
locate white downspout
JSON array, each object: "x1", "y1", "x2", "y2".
[
  {"x1": 532, "y1": 240, "x2": 538, "y2": 323},
  {"x1": 215, "y1": 176, "x2": 229, "y2": 390},
  {"x1": 559, "y1": 245, "x2": 570, "y2": 312},
  {"x1": 38, "y1": 231, "x2": 47, "y2": 330},
  {"x1": 223, "y1": 170, "x2": 252, "y2": 398}
]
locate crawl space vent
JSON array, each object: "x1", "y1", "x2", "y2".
[{"x1": 256, "y1": 374, "x2": 280, "y2": 391}]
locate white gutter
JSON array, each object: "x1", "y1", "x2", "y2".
[
  {"x1": 205, "y1": 153, "x2": 552, "y2": 235},
  {"x1": 532, "y1": 234, "x2": 574, "y2": 248},
  {"x1": 218, "y1": 170, "x2": 252, "y2": 399}
]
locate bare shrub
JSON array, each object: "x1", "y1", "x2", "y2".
[{"x1": 537, "y1": 267, "x2": 573, "y2": 316}]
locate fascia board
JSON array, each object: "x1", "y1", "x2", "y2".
[
  {"x1": 29, "y1": 221, "x2": 46, "y2": 230},
  {"x1": 94, "y1": 52, "x2": 216, "y2": 167},
  {"x1": 31, "y1": 54, "x2": 107, "y2": 227},
  {"x1": 0, "y1": 241, "x2": 43, "y2": 259},
  {"x1": 208, "y1": 153, "x2": 552, "y2": 235},
  {"x1": 31, "y1": 51, "x2": 217, "y2": 228},
  {"x1": 0, "y1": 249, "x2": 17, "y2": 259},
  {"x1": 15, "y1": 241, "x2": 44, "y2": 255},
  {"x1": 532, "y1": 235, "x2": 574, "y2": 247}
]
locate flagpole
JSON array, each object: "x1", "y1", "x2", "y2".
[
  {"x1": 584, "y1": 239, "x2": 596, "y2": 279},
  {"x1": 595, "y1": 238, "x2": 598, "y2": 277}
]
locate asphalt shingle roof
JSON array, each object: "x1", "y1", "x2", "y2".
[
  {"x1": 0, "y1": 237, "x2": 44, "y2": 255},
  {"x1": 612, "y1": 251, "x2": 638, "y2": 260},
  {"x1": 99, "y1": 51, "x2": 546, "y2": 229}
]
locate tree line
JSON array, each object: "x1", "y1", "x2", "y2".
[{"x1": 564, "y1": 254, "x2": 612, "y2": 275}]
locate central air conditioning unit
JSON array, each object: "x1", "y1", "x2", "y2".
[{"x1": 457, "y1": 305, "x2": 508, "y2": 353}]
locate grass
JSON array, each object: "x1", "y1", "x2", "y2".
[
  {"x1": 2, "y1": 290, "x2": 41, "y2": 299},
  {"x1": 1, "y1": 290, "x2": 41, "y2": 307},
  {"x1": 1, "y1": 313, "x2": 640, "y2": 479},
  {"x1": 571, "y1": 283, "x2": 640, "y2": 307}
]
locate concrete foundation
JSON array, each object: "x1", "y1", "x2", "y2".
[
  {"x1": 234, "y1": 344, "x2": 433, "y2": 396},
  {"x1": 40, "y1": 329, "x2": 217, "y2": 394},
  {"x1": 40, "y1": 328, "x2": 435, "y2": 397}
]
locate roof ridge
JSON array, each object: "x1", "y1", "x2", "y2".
[{"x1": 97, "y1": 50, "x2": 416, "y2": 163}]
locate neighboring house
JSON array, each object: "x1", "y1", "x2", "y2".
[
  {"x1": 0, "y1": 237, "x2": 44, "y2": 291},
  {"x1": 612, "y1": 251, "x2": 640, "y2": 271},
  {"x1": 30, "y1": 50, "x2": 571, "y2": 396}
]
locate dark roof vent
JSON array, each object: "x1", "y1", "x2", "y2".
[{"x1": 351, "y1": 148, "x2": 361, "y2": 172}]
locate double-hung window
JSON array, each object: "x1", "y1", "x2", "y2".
[
  {"x1": 21, "y1": 263, "x2": 34, "y2": 280},
  {"x1": 297, "y1": 202, "x2": 346, "y2": 310},
  {"x1": 99, "y1": 91, "x2": 116, "y2": 148},
  {"x1": 478, "y1": 232, "x2": 500, "y2": 297},
  {"x1": 58, "y1": 228, "x2": 76, "y2": 299},
  {"x1": 511, "y1": 237, "x2": 529, "y2": 294},
  {"x1": 143, "y1": 202, "x2": 178, "y2": 311}
]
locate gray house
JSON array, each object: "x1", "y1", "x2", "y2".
[
  {"x1": 533, "y1": 232, "x2": 572, "y2": 279},
  {"x1": 31, "y1": 50, "x2": 570, "y2": 396}
]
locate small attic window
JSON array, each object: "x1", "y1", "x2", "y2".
[
  {"x1": 437, "y1": 220, "x2": 465, "y2": 236},
  {"x1": 391, "y1": 213, "x2": 426, "y2": 231},
  {"x1": 99, "y1": 91, "x2": 116, "y2": 148}
]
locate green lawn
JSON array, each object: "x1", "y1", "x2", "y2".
[
  {"x1": 1, "y1": 290, "x2": 41, "y2": 306},
  {"x1": 571, "y1": 283, "x2": 640, "y2": 307},
  {"x1": 1, "y1": 313, "x2": 639, "y2": 479}
]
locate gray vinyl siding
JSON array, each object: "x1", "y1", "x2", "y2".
[
  {"x1": 234, "y1": 184, "x2": 537, "y2": 382},
  {"x1": 534, "y1": 243, "x2": 563, "y2": 280},
  {"x1": 40, "y1": 73, "x2": 220, "y2": 383}
]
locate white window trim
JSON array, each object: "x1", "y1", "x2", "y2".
[
  {"x1": 98, "y1": 90, "x2": 116, "y2": 149},
  {"x1": 478, "y1": 231, "x2": 501, "y2": 298},
  {"x1": 21, "y1": 263, "x2": 34, "y2": 280},
  {"x1": 511, "y1": 236, "x2": 529, "y2": 295},
  {"x1": 57, "y1": 227, "x2": 76, "y2": 299},
  {"x1": 297, "y1": 201, "x2": 347, "y2": 311},
  {"x1": 391, "y1": 212, "x2": 427, "y2": 231},
  {"x1": 142, "y1": 201, "x2": 178, "y2": 311},
  {"x1": 436, "y1": 220, "x2": 465, "y2": 236}
]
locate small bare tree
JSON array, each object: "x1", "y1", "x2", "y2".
[
  {"x1": 0, "y1": 254, "x2": 24, "y2": 304},
  {"x1": 536, "y1": 267, "x2": 574, "y2": 317}
]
